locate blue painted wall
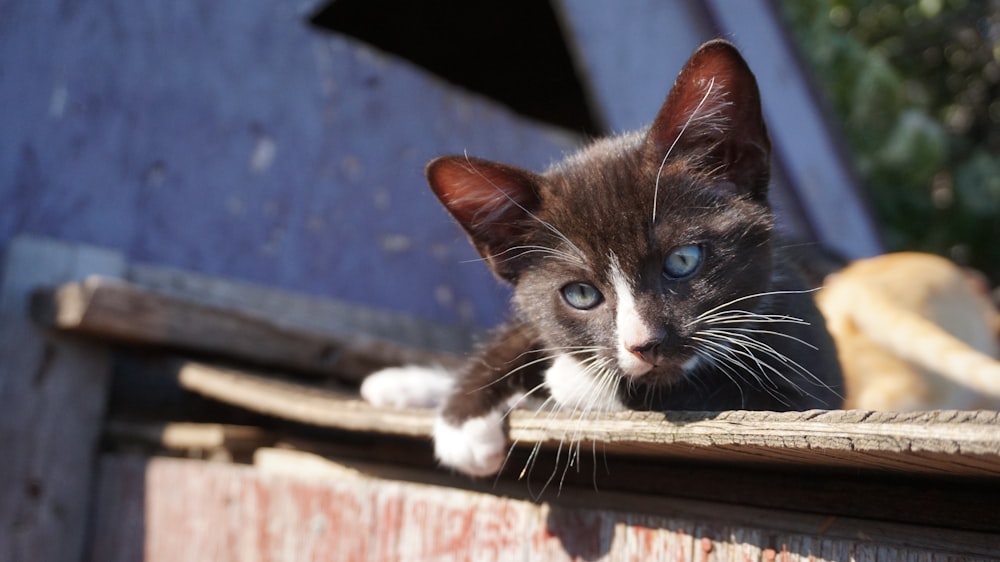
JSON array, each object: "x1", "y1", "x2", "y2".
[{"x1": 0, "y1": 0, "x2": 579, "y2": 329}]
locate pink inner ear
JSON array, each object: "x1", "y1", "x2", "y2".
[
  {"x1": 647, "y1": 40, "x2": 767, "y2": 155},
  {"x1": 426, "y1": 156, "x2": 541, "y2": 242},
  {"x1": 645, "y1": 40, "x2": 771, "y2": 199}
]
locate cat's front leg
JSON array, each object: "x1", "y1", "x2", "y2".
[{"x1": 434, "y1": 322, "x2": 545, "y2": 477}]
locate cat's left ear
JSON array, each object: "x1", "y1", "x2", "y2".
[
  {"x1": 426, "y1": 155, "x2": 543, "y2": 282},
  {"x1": 646, "y1": 39, "x2": 771, "y2": 200}
]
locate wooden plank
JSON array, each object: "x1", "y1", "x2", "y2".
[
  {"x1": 0, "y1": 235, "x2": 126, "y2": 562},
  {"x1": 175, "y1": 360, "x2": 436, "y2": 437},
  {"x1": 88, "y1": 454, "x2": 1000, "y2": 561},
  {"x1": 262, "y1": 430, "x2": 1000, "y2": 534},
  {"x1": 104, "y1": 420, "x2": 276, "y2": 460},
  {"x1": 32, "y1": 273, "x2": 468, "y2": 381},
  {"x1": 170, "y1": 360, "x2": 1000, "y2": 478},
  {"x1": 126, "y1": 263, "x2": 477, "y2": 357}
]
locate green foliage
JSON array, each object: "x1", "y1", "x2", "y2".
[{"x1": 779, "y1": 0, "x2": 1000, "y2": 281}]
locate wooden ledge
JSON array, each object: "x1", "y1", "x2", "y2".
[
  {"x1": 171, "y1": 360, "x2": 1000, "y2": 478},
  {"x1": 31, "y1": 271, "x2": 1000, "y2": 478},
  {"x1": 31, "y1": 272, "x2": 468, "y2": 381}
]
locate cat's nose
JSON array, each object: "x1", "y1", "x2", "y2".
[{"x1": 627, "y1": 337, "x2": 664, "y2": 365}]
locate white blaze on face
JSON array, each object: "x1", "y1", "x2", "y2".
[{"x1": 609, "y1": 253, "x2": 655, "y2": 376}]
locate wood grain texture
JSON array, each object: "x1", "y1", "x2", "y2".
[
  {"x1": 32, "y1": 272, "x2": 468, "y2": 381},
  {"x1": 0, "y1": 236, "x2": 125, "y2": 562},
  {"x1": 88, "y1": 453, "x2": 1000, "y2": 562},
  {"x1": 170, "y1": 360, "x2": 1000, "y2": 478}
]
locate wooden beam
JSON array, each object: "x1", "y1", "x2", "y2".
[
  {"x1": 169, "y1": 359, "x2": 1000, "y2": 478},
  {"x1": 32, "y1": 273, "x2": 467, "y2": 382},
  {"x1": 126, "y1": 263, "x2": 476, "y2": 358},
  {"x1": 104, "y1": 420, "x2": 276, "y2": 459},
  {"x1": 261, "y1": 432, "x2": 1000, "y2": 534},
  {"x1": 175, "y1": 360, "x2": 435, "y2": 437},
  {"x1": 0, "y1": 236, "x2": 126, "y2": 562}
]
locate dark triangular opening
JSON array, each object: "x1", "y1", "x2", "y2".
[{"x1": 310, "y1": 0, "x2": 603, "y2": 136}]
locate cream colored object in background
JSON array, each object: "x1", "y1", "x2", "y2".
[{"x1": 818, "y1": 252, "x2": 1000, "y2": 410}]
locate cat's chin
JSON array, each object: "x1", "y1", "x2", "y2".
[
  {"x1": 620, "y1": 353, "x2": 703, "y2": 386},
  {"x1": 617, "y1": 352, "x2": 657, "y2": 377}
]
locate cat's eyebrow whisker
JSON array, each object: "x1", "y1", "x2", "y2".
[
  {"x1": 653, "y1": 76, "x2": 718, "y2": 223},
  {"x1": 497, "y1": 245, "x2": 586, "y2": 267},
  {"x1": 460, "y1": 156, "x2": 588, "y2": 266},
  {"x1": 472, "y1": 244, "x2": 585, "y2": 269}
]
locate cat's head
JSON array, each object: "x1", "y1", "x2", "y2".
[{"x1": 427, "y1": 40, "x2": 775, "y2": 386}]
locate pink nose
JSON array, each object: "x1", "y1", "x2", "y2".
[{"x1": 627, "y1": 338, "x2": 662, "y2": 365}]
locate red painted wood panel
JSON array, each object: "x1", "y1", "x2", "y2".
[{"x1": 88, "y1": 455, "x2": 994, "y2": 562}]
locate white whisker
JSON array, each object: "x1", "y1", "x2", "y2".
[
  {"x1": 699, "y1": 330, "x2": 819, "y2": 403},
  {"x1": 653, "y1": 77, "x2": 718, "y2": 222},
  {"x1": 690, "y1": 288, "x2": 820, "y2": 326},
  {"x1": 461, "y1": 155, "x2": 588, "y2": 267}
]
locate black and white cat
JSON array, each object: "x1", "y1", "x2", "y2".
[{"x1": 362, "y1": 40, "x2": 844, "y2": 477}]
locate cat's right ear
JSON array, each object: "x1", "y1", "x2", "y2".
[
  {"x1": 646, "y1": 40, "x2": 771, "y2": 201},
  {"x1": 426, "y1": 156, "x2": 542, "y2": 281}
]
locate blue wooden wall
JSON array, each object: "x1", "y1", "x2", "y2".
[{"x1": 0, "y1": 0, "x2": 579, "y2": 329}]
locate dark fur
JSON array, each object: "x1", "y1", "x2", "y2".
[{"x1": 429, "y1": 40, "x2": 844, "y2": 423}]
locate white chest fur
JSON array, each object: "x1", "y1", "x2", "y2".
[{"x1": 544, "y1": 354, "x2": 626, "y2": 413}]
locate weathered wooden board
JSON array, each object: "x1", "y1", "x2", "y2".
[
  {"x1": 105, "y1": 421, "x2": 276, "y2": 461},
  {"x1": 0, "y1": 236, "x2": 125, "y2": 562},
  {"x1": 260, "y1": 432, "x2": 1000, "y2": 535},
  {"x1": 168, "y1": 360, "x2": 1000, "y2": 479},
  {"x1": 126, "y1": 262, "x2": 475, "y2": 357},
  {"x1": 31, "y1": 271, "x2": 470, "y2": 381},
  {"x1": 87, "y1": 453, "x2": 1000, "y2": 562}
]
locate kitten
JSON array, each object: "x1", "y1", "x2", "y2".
[
  {"x1": 817, "y1": 252, "x2": 1000, "y2": 411},
  {"x1": 363, "y1": 40, "x2": 844, "y2": 477}
]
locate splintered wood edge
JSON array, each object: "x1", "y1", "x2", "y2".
[
  {"x1": 31, "y1": 275, "x2": 466, "y2": 381},
  {"x1": 177, "y1": 362, "x2": 436, "y2": 438},
  {"x1": 175, "y1": 360, "x2": 1000, "y2": 474}
]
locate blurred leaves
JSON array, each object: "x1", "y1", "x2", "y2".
[{"x1": 779, "y1": 0, "x2": 1000, "y2": 281}]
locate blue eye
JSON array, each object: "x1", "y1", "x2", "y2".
[
  {"x1": 663, "y1": 244, "x2": 702, "y2": 279},
  {"x1": 561, "y1": 282, "x2": 604, "y2": 310}
]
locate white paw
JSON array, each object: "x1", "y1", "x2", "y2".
[
  {"x1": 360, "y1": 365, "x2": 455, "y2": 409},
  {"x1": 434, "y1": 410, "x2": 508, "y2": 477}
]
